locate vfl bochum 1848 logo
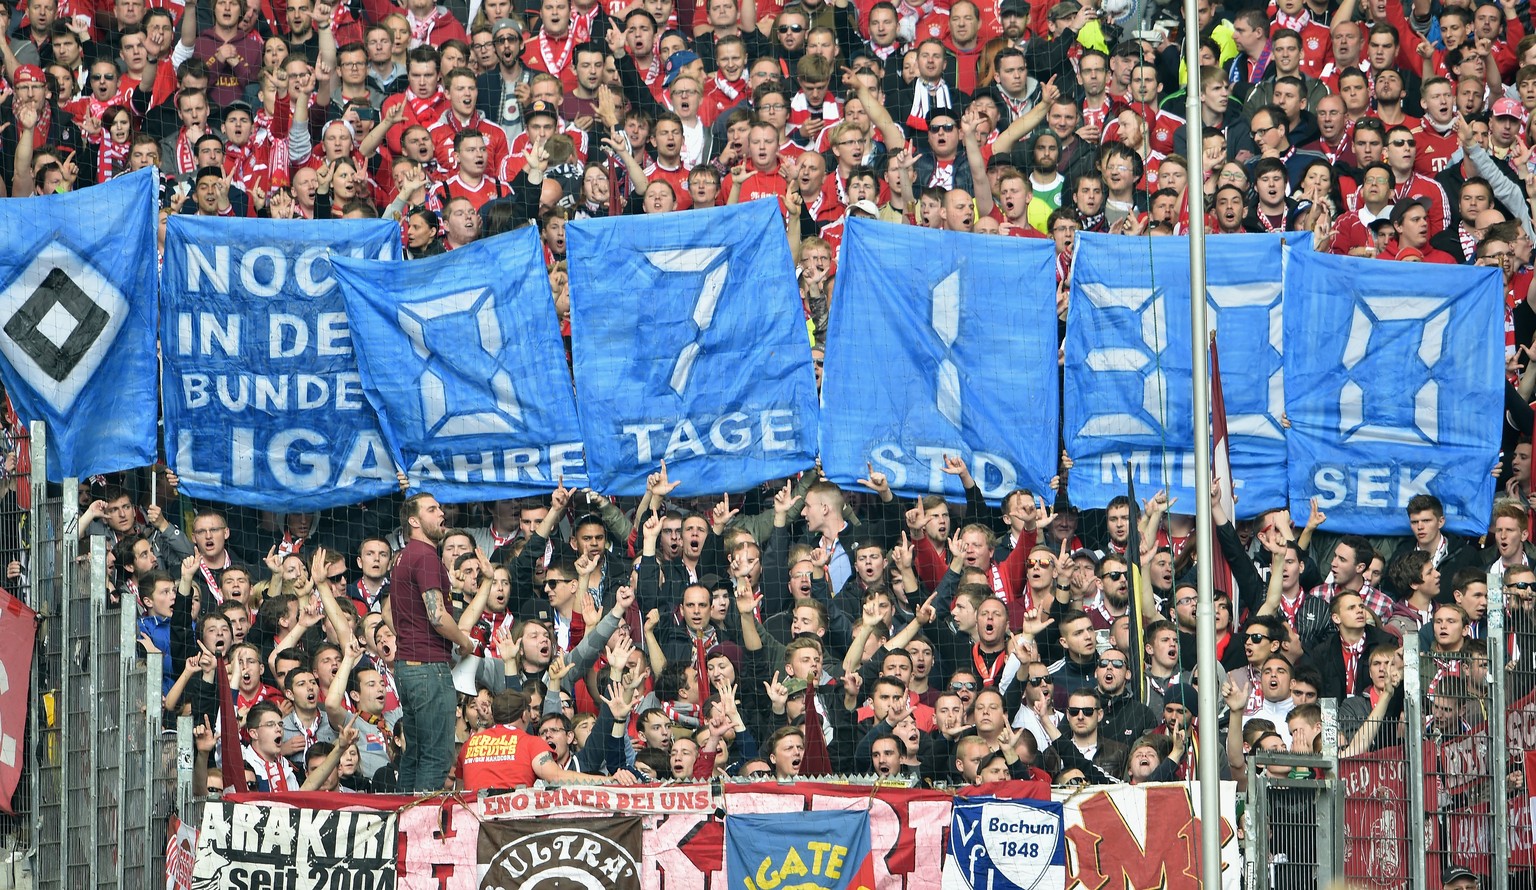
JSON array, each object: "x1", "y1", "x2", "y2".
[
  {"x1": 0, "y1": 241, "x2": 126, "y2": 412},
  {"x1": 397, "y1": 287, "x2": 524, "y2": 438}
]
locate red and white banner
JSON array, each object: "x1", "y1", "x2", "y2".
[
  {"x1": 1061, "y1": 782, "x2": 1240, "y2": 890},
  {"x1": 0, "y1": 589, "x2": 35, "y2": 815},
  {"x1": 1339, "y1": 747, "x2": 1420, "y2": 887},
  {"x1": 204, "y1": 781, "x2": 1239, "y2": 890},
  {"x1": 165, "y1": 814, "x2": 198, "y2": 890},
  {"x1": 482, "y1": 783, "x2": 713, "y2": 818}
]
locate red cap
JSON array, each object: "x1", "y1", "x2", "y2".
[
  {"x1": 12, "y1": 64, "x2": 44, "y2": 86},
  {"x1": 1493, "y1": 97, "x2": 1528, "y2": 123}
]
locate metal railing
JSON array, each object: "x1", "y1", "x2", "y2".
[
  {"x1": 1245, "y1": 751, "x2": 1343, "y2": 890},
  {"x1": 23, "y1": 422, "x2": 168, "y2": 890}
]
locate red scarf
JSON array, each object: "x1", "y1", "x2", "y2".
[
  {"x1": 96, "y1": 135, "x2": 128, "y2": 182},
  {"x1": 972, "y1": 643, "x2": 1008, "y2": 687},
  {"x1": 174, "y1": 127, "x2": 198, "y2": 174},
  {"x1": 535, "y1": 32, "x2": 576, "y2": 75},
  {"x1": 711, "y1": 72, "x2": 743, "y2": 102}
]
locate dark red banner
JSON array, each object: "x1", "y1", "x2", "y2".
[{"x1": 0, "y1": 589, "x2": 35, "y2": 815}]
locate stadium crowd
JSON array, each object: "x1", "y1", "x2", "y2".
[{"x1": 0, "y1": 0, "x2": 1526, "y2": 826}]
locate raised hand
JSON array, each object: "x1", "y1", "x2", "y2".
[
  {"x1": 711, "y1": 493, "x2": 739, "y2": 530},
  {"x1": 547, "y1": 653, "x2": 573, "y2": 684},
  {"x1": 915, "y1": 590, "x2": 939, "y2": 625},
  {"x1": 773, "y1": 480, "x2": 801, "y2": 516},
  {"x1": 764, "y1": 671, "x2": 789, "y2": 708},
  {"x1": 860, "y1": 597, "x2": 883, "y2": 628},
  {"x1": 550, "y1": 477, "x2": 572, "y2": 515},
  {"x1": 890, "y1": 532, "x2": 914, "y2": 571},
  {"x1": 1222, "y1": 678, "x2": 1248, "y2": 712},
  {"x1": 1018, "y1": 607, "x2": 1054, "y2": 637},
  {"x1": 611, "y1": 584, "x2": 635, "y2": 616},
  {"x1": 644, "y1": 608, "x2": 661, "y2": 634},
  {"x1": 646, "y1": 459, "x2": 681, "y2": 498},
  {"x1": 601, "y1": 683, "x2": 639, "y2": 719},
  {"x1": 1306, "y1": 497, "x2": 1326, "y2": 530},
  {"x1": 856, "y1": 461, "x2": 891, "y2": 497}
]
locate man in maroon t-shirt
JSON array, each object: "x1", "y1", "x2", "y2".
[{"x1": 391, "y1": 492, "x2": 477, "y2": 792}]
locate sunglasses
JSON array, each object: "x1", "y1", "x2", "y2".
[
  {"x1": 1066, "y1": 706, "x2": 1097, "y2": 717},
  {"x1": 1507, "y1": 581, "x2": 1536, "y2": 591},
  {"x1": 1063, "y1": 776, "x2": 1088, "y2": 787},
  {"x1": 950, "y1": 681, "x2": 977, "y2": 691},
  {"x1": 1097, "y1": 659, "x2": 1126, "y2": 669},
  {"x1": 1028, "y1": 557, "x2": 1055, "y2": 568},
  {"x1": 777, "y1": 23, "x2": 805, "y2": 32},
  {"x1": 1103, "y1": 570, "x2": 1127, "y2": 580},
  {"x1": 1247, "y1": 633, "x2": 1271, "y2": 644},
  {"x1": 545, "y1": 578, "x2": 573, "y2": 588},
  {"x1": 929, "y1": 122, "x2": 958, "y2": 132},
  {"x1": 1026, "y1": 676, "x2": 1050, "y2": 687}
]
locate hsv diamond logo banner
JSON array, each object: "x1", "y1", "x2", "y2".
[{"x1": 0, "y1": 169, "x2": 159, "y2": 480}]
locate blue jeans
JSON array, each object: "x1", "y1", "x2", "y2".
[{"x1": 394, "y1": 661, "x2": 456, "y2": 792}]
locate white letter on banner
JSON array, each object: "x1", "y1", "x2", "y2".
[
  {"x1": 1206, "y1": 282, "x2": 1284, "y2": 440},
  {"x1": 759, "y1": 410, "x2": 795, "y2": 451},
  {"x1": 268, "y1": 428, "x2": 330, "y2": 489},
  {"x1": 200, "y1": 313, "x2": 240, "y2": 356},
  {"x1": 645, "y1": 247, "x2": 728, "y2": 395},
  {"x1": 1077, "y1": 284, "x2": 1168, "y2": 437},
  {"x1": 185, "y1": 245, "x2": 229, "y2": 294},
  {"x1": 1338, "y1": 296, "x2": 1450, "y2": 445},
  {"x1": 315, "y1": 313, "x2": 351, "y2": 356},
  {"x1": 294, "y1": 248, "x2": 336, "y2": 297},
  {"x1": 931, "y1": 270, "x2": 961, "y2": 427},
  {"x1": 270, "y1": 315, "x2": 308, "y2": 358},
  {"x1": 871, "y1": 444, "x2": 907, "y2": 489},
  {"x1": 709, "y1": 413, "x2": 751, "y2": 452},
  {"x1": 337, "y1": 432, "x2": 396, "y2": 488},
  {"x1": 239, "y1": 246, "x2": 286, "y2": 297}
]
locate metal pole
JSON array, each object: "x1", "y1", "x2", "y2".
[
  {"x1": 1182, "y1": 1, "x2": 1220, "y2": 884},
  {"x1": 1488, "y1": 586, "x2": 1509, "y2": 890},
  {"x1": 58, "y1": 474, "x2": 75, "y2": 890},
  {"x1": 1404, "y1": 631, "x2": 1428, "y2": 890},
  {"x1": 26, "y1": 422, "x2": 44, "y2": 880}
]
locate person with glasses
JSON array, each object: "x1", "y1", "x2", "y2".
[
  {"x1": 1225, "y1": 614, "x2": 1289, "y2": 717},
  {"x1": 186, "y1": 506, "x2": 241, "y2": 610},
  {"x1": 1331, "y1": 161, "x2": 1396, "y2": 255},
  {"x1": 1381, "y1": 122, "x2": 1452, "y2": 236},
  {"x1": 1043, "y1": 688, "x2": 1126, "y2": 782},
  {"x1": 1090, "y1": 647, "x2": 1158, "y2": 748}
]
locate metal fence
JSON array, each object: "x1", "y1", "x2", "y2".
[
  {"x1": 1245, "y1": 752, "x2": 1343, "y2": 890},
  {"x1": 17, "y1": 423, "x2": 169, "y2": 890}
]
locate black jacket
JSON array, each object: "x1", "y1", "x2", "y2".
[{"x1": 1301, "y1": 624, "x2": 1396, "y2": 699}]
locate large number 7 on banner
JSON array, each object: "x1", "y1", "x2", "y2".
[{"x1": 645, "y1": 247, "x2": 729, "y2": 396}]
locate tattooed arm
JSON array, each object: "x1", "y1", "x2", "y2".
[{"x1": 423, "y1": 587, "x2": 476, "y2": 652}]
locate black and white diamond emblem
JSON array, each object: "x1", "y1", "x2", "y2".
[
  {"x1": 0, "y1": 241, "x2": 128, "y2": 412},
  {"x1": 3, "y1": 268, "x2": 108, "y2": 382}
]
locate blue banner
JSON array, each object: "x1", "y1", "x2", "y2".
[
  {"x1": 565, "y1": 199, "x2": 819, "y2": 495},
  {"x1": 942, "y1": 797, "x2": 1065, "y2": 890},
  {"x1": 1064, "y1": 233, "x2": 1294, "y2": 515},
  {"x1": 820, "y1": 218, "x2": 1058, "y2": 502},
  {"x1": 1284, "y1": 250, "x2": 1502, "y2": 535},
  {"x1": 725, "y1": 810, "x2": 873, "y2": 890},
  {"x1": 161, "y1": 218, "x2": 402, "y2": 511},
  {"x1": 0, "y1": 169, "x2": 159, "y2": 480},
  {"x1": 331, "y1": 229, "x2": 586, "y2": 501}
]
